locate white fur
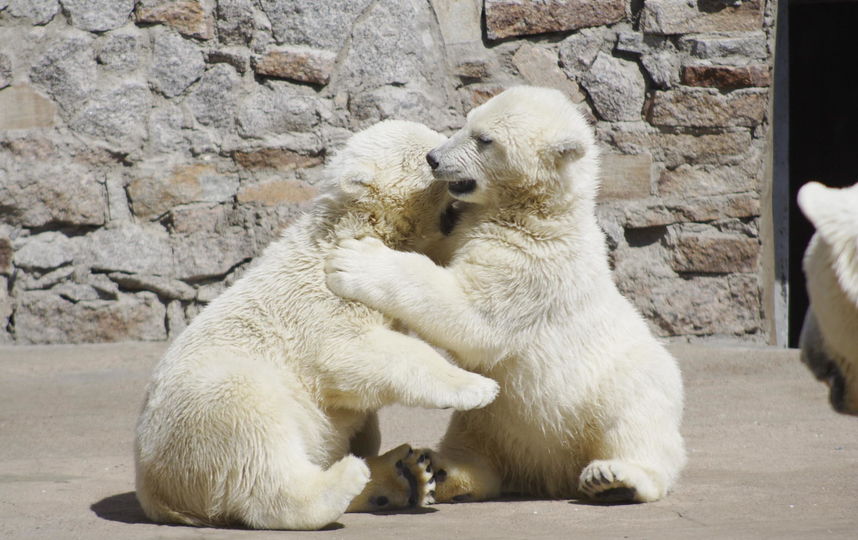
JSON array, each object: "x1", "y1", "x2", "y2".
[
  {"x1": 134, "y1": 121, "x2": 499, "y2": 530},
  {"x1": 798, "y1": 181, "x2": 858, "y2": 415},
  {"x1": 327, "y1": 87, "x2": 686, "y2": 503}
]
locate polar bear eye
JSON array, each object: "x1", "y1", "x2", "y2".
[{"x1": 476, "y1": 133, "x2": 493, "y2": 145}]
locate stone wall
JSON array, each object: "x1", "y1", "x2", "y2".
[{"x1": 0, "y1": 0, "x2": 776, "y2": 344}]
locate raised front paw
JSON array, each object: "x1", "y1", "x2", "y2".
[
  {"x1": 325, "y1": 237, "x2": 394, "y2": 306},
  {"x1": 347, "y1": 444, "x2": 436, "y2": 513},
  {"x1": 579, "y1": 460, "x2": 661, "y2": 503}
]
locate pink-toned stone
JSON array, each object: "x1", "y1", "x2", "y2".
[
  {"x1": 649, "y1": 88, "x2": 767, "y2": 128},
  {"x1": 598, "y1": 154, "x2": 652, "y2": 201},
  {"x1": 681, "y1": 64, "x2": 770, "y2": 90},
  {"x1": 237, "y1": 180, "x2": 318, "y2": 206},
  {"x1": 485, "y1": 0, "x2": 626, "y2": 40},
  {"x1": 136, "y1": 1, "x2": 214, "y2": 40},
  {"x1": 253, "y1": 47, "x2": 336, "y2": 86},
  {"x1": 232, "y1": 148, "x2": 323, "y2": 171},
  {"x1": 671, "y1": 233, "x2": 759, "y2": 274}
]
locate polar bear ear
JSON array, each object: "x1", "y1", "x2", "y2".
[
  {"x1": 338, "y1": 165, "x2": 375, "y2": 195},
  {"x1": 549, "y1": 137, "x2": 587, "y2": 163},
  {"x1": 798, "y1": 181, "x2": 858, "y2": 243}
]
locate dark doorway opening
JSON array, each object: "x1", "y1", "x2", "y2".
[{"x1": 787, "y1": 0, "x2": 858, "y2": 346}]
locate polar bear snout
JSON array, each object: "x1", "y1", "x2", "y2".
[{"x1": 426, "y1": 150, "x2": 440, "y2": 170}]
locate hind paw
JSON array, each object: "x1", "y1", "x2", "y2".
[
  {"x1": 347, "y1": 444, "x2": 435, "y2": 512},
  {"x1": 579, "y1": 460, "x2": 661, "y2": 503}
]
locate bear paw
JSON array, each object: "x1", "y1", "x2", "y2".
[
  {"x1": 579, "y1": 460, "x2": 661, "y2": 503},
  {"x1": 348, "y1": 444, "x2": 435, "y2": 513}
]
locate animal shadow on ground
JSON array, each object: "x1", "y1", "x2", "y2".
[{"x1": 90, "y1": 491, "x2": 436, "y2": 530}]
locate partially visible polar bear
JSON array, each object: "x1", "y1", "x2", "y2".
[
  {"x1": 798, "y1": 181, "x2": 858, "y2": 416},
  {"x1": 326, "y1": 87, "x2": 686, "y2": 503},
  {"x1": 134, "y1": 121, "x2": 499, "y2": 530}
]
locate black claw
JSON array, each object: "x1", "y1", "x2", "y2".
[
  {"x1": 429, "y1": 490, "x2": 436, "y2": 498},
  {"x1": 434, "y1": 469, "x2": 447, "y2": 483},
  {"x1": 374, "y1": 496, "x2": 389, "y2": 507},
  {"x1": 406, "y1": 447, "x2": 414, "y2": 457},
  {"x1": 426, "y1": 465, "x2": 432, "y2": 474},
  {"x1": 417, "y1": 453, "x2": 428, "y2": 464},
  {"x1": 395, "y1": 460, "x2": 404, "y2": 469}
]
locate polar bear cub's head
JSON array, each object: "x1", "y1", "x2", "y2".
[
  {"x1": 325, "y1": 120, "x2": 450, "y2": 250},
  {"x1": 798, "y1": 181, "x2": 858, "y2": 415},
  {"x1": 425, "y1": 86, "x2": 598, "y2": 206}
]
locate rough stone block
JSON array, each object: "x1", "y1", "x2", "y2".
[
  {"x1": 253, "y1": 47, "x2": 336, "y2": 86},
  {"x1": 29, "y1": 35, "x2": 96, "y2": 116},
  {"x1": 128, "y1": 163, "x2": 239, "y2": 219},
  {"x1": 678, "y1": 31, "x2": 768, "y2": 59},
  {"x1": 108, "y1": 272, "x2": 196, "y2": 301},
  {"x1": 236, "y1": 179, "x2": 318, "y2": 206},
  {"x1": 236, "y1": 82, "x2": 324, "y2": 137},
  {"x1": 623, "y1": 193, "x2": 760, "y2": 228},
  {"x1": 136, "y1": 0, "x2": 214, "y2": 40},
  {"x1": 149, "y1": 28, "x2": 206, "y2": 98},
  {"x1": 69, "y1": 83, "x2": 151, "y2": 153},
  {"x1": 62, "y1": 0, "x2": 135, "y2": 32},
  {"x1": 0, "y1": 236, "x2": 11, "y2": 274},
  {"x1": 681, "y1": 64, "x2": 770, "y2": 90},
  {"x1": 431, "y1": 0, "x2": 482, "y2": 47},
  {"x1": 7, "y1": 0, "x2": 58, "y2": 25},
  {"x1": 657, "y1": 157, "x2": 762, "y2": 197},
  {"x1": 232, "y1": 148, "x2": 322, "y2": 171},
  {"x1": 581, "y1": 52, "x2": 645, "y2": 121},
  {"x1": 642, "y1": 49, "x2": 680, "y2": 89},
  {"x1": 599, "y1": 123, "x2": 753, "y2": 169},
  {"x1": 257, "y1": 0, "x2": 372, "y2": 50},
  {"x1": 14, "y1": 290, "x2": 166, "y2": 344},
  {"x1": 205, "y1": 48, "x2": 249, "y2": 73},
  {"x1": 598, "y1": 154, "x2": 652, "y2": 201},
  {"x1": 166, "y1": 299, "x2": 187, "y2": 338},
  {"x1": 96, "y1": 32, "x2": 141, "y2": 72},
  {"x1": 632, "y1": 274, "x2": 761, "y2": 337},
  {"x1": 485, "y1": 0, "x2": 626, "y2": 40},
  {"x1": 0, "y1": 165, "x2": 106, "y2": 228},
  {"x1": 171, "y1": 231, "x2": 256, "y2": 281},
  {"x1": 0, "y1": 53, "x2": 10, "y2": 89},
  {"x1": 649, "y1": 88, "x2": 767, "y2": 128},
  {"x1": 671, "y1": 233, "x2": 759, "y2": 274},
  {"x1": 640, "y1": 0, "x2": 763, "y2": 35},
  {"x1": 186, "y1": 64, "x2": 240, "y2": 128},
  {"x1": 512, "y1": 43, "x2": 585, "y2": 102},
  {"x1": 79, "y1": 223, "x2": 174, "y2": 276},
  {"x1": 559, "y1": 27, "x2": 608, "y2": 77},
  {"x1": 215, "y1": 0, "x2": 256, "y2": 46},
  {"x1": 166, "y1": 204, "x2": 227, "y2": 234},
  {"x1": 12, "y1": 232, "x2": 75, "y2": 270},
  {"x1": 0, "y1": 85, "x2": 56, "y2": 130}
]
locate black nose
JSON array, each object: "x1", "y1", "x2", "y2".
[{"x1": 426, "y1": 151, "x2": 439, "y2": 170}]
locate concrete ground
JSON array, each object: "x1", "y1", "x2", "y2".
[{"x1": 0, "y1": 342, "x2": 856, "y2": 539}]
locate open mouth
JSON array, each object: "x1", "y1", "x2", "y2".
[{"x1": 448, "y1": 179, "x2": 477, "y2": 195}]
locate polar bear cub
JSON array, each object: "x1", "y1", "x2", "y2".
[
  {"x1": 134, "y1": 121, "x2": 499, "y2": 530},
  {"x1": 327, "y1": 87, "x2": 686, "y2": 503},
  {"x1": 798, "y1": 181, "x2": 858, "y2": 416}
]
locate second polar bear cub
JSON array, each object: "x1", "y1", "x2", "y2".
[
  {"x1": 327, "y1": 87, "x2": 686, "y2": 503},
  {"x1": 134, "y1": 121, "x2": 499, "y2": 531}
]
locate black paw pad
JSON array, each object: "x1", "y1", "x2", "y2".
[{"x1": 594, "y1": 487, "x2": 637, "y2": 503}]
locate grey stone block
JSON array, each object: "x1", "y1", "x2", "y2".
[
  {"x1": 186, "y1": 64, "x2": 241, "y2": 128},
  {"x1": 149, "y1": 28, "x2": 205, "y2": 97},
  {"x1": 257, "y1": 0, "x2": 371, "y2": 50},
  {"x1": 581, "y1": 52, "x2": 646, "y2": 121},
  {"x1": 7, "y1": 0, "x2": 58, "y2": 25},
  {"x1": 13, "y1": 232, "x2": 75, "y2": 270},
  {"x1": 29, "y1": 34, "x2": 97, "y2": 116},
  {"x1": 69, "y1": 83, "x2": 151, "y2": 153},
  {"x1": 62, "y1": 0, "x2": 135, "y2": 32}
]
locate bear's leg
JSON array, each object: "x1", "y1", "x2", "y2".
[
  {"x1": 416, "y1": 446, "x2": 501, "y2": 503},
  {"x1": 578, "y1": 404, "x2": 684, "y2": 503},
  {"x1": 347, "y1": 444, "x2": 436, "y2": 512},
  {"x1": 326, "y1": 327, "x2": 498, "y2": 411}
]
